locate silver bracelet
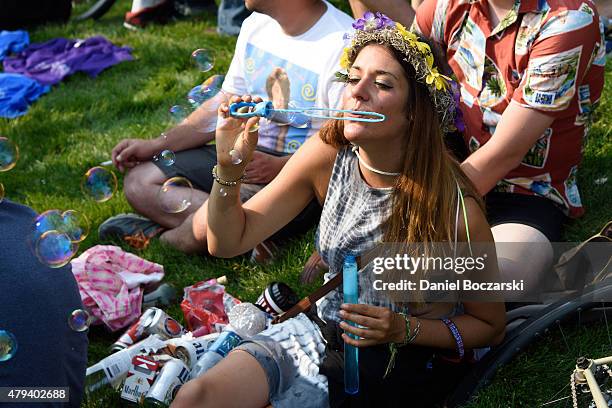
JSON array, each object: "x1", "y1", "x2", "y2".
[{"x1": 212, "y1": 165, "x2": 245, "y2": 187}]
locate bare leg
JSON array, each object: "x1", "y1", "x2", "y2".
[
  {"x1": 491, "y1": 223, "x2": 554, "y2": 300},
  {"x1": 123, "y1": 162, "x2": 208, "y2": 229},
  {"x1": 171, "y1": 350, "x2": 270, "y2": 408},
  {"x1": 160, "y1": 212, "x2": 207, "y2": 253},
  {"x1": 159, "y1": 191, "x2": 211, "y2": 253}
]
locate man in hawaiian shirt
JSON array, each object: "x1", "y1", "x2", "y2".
[{"x1": 349, "y1": 0, "x2": 605, "y2": 297}]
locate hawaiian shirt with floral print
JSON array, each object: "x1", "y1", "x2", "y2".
[{"x1": 413, "y1": 0, "x2": 605, "y2": 217}]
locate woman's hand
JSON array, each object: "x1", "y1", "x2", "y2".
[
  {"x1": 216, "y1": 95, "x2": 262, "y2": 179},
  {"x1": 339, "y1": 304, "x2": 405, "y2": 347}
]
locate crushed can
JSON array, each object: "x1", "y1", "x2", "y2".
[{"x1": 112, "y1": 308, "x2": 185, "y2": 353}]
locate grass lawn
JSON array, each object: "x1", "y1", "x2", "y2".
[{"x1": 1, "y1": 0, "x2": 610, "y2": 406}]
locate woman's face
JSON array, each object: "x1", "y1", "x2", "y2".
[{"x1": 341, "y1": 44, "x2": 411, "y2": 145}]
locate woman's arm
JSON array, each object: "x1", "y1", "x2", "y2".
[
  {"x1": 206, "y1": 128, "x2": 336, "y2": 258},
  {"x1": 461, "y1": 102, "x2": 554, "y2": 196}
]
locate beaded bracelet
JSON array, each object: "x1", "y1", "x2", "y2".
[
  {"x1": 212, "y1": 165, "x2": 246, "y2": 187},
  {"x1": 441, "y1": 318, "x2": 464, "y2": 359}
]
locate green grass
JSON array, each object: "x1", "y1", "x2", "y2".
[{"x1": 0, "y1": 1, "x2": 610, "y2": 406}]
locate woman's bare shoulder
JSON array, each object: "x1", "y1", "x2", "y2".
[
  {"x1": 458, "y1": 196, "x2": 493, "y2": 242},
  {"x1": 290, "y1": 134, "x2": 339, "y2": 203}
]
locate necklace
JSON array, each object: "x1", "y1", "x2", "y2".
[{"x1": 351, "y1": 145, "x2": 401, "y2": 177}]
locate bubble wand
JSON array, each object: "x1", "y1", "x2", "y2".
[
  {"x1": 343, "y1": 254, "x2": 359, "y2": 395},
  {"x1": 229, "y1": 101, "x2": 385, "y2": 127}
]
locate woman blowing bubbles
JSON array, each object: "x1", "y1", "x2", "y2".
[{"x1": 172, "y1": 15, "x2": 505, "y2": 408}]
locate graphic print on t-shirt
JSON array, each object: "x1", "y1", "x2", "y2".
[{"x1": 243, "y1": 43, "x2": 319, "y2": 154}]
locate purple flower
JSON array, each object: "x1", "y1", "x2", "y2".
[
  {"x1": 376, "y1": 12, "x2": 395, "y2": 28},
  {"x1": 352, "y1": 11, "x2": 395, "y2": 31},
  {"x1": 454, "y1": 109, "x2": 466, "y2": 132},
  {"x1": 450, "y1": 81, "x2": 465, "y2": 132}
]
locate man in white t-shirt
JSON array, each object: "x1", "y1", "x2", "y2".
[{"x1": 102, "y1": 0, "x2": 353, "y2": 255}]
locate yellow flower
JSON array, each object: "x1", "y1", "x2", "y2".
[
  {"x1": 425, "y1": 52, "x2": 434, "y2": 70},
  {"x1": 396, "y1": 22, "x2": 418, "y2": 42},
  {"x1": 426, "y1": 67, "x2": 452, "y2": 91},
  {"x1": 340, "y1": 47, "x2": 351, "y2": 70},
  {"x1": 415, "y1": 40, "x2": 431, "y2": 55}
]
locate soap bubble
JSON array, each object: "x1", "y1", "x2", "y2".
[
  {"x1": 33, "y1": 210, "x2": 64, "y2": 238},
  {"x1": 274, "y1": 101, "x2": 310, "y2": 129},
  {"x1": 187, "y1": 76, "x2": 226, "y2": 108},
  {"x1": 191, "y1": 48, "x2": 215, "y2": 72},
  {"x1": 60, "y1": 210, "x2": 90, "y2": 243},
  {"x1": 201, "y1": 74, "x2": 224, "y2": 96},
  {"x1": 229, "y1": 149, "x2": 242, "y2": 165},
  {"x1": 247, "y1": 121, "x2": 260, "y2": 133},
  {"x1": 68, "y1": 309, "x2": 91, "y2": 332},
  {"x1": 158, "y1": 177, "x2": 193, "y2": 213},
  {"x1": 81, "y1": 166, "x2": 118, "y2": 202},
  {"x1": 169, "y1": 105, "x2": 191, "y2": 123},
  {"x1": 30, "y1": 210, "x2": 84, "y2": 265},
  {"x1": 187, "y1": 75, "x2": 224, "y2": 108},
  {"x1": 35, "y1": 230, "x2": 77, "y2": 268},
  {"x1": 0, "y1": 137, "x2": 19, "y2": 172},
  {"x1": 0, "y1": 330, "x2": 17, "y2": 362},
  {"x1": 187, "y1": 85, "x2": 207, "y2": 108},
  {"x1": 154, "y1": 150, "x2": 176, "y2": 166}
]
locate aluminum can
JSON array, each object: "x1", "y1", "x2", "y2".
[
  {"x1": 111, "y1": 308, "x2": 185, "y2": 353},
  {"x1": 165, "y1": 333, "x2": 219, "y2": 369},
  {"x1": 111, "y1": 308, "x2": 157, "y2": 352},
  {"x1": 146, "y1": 308, "x2": 185, "y2": 339},
  {"x1": 255, "y1": 282, "x2": 299, "y2": 316},
  {"x1": 144, "y1": 358, "x2": 190, "y2": 407}
]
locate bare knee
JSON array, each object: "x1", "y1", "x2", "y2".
[{"x1": 123, "y1": 163, "x2": 163, "y2": 208}]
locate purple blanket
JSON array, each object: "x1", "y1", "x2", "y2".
[{"x1": 3, "y1": 36, "x2": 133, "y2": 86}]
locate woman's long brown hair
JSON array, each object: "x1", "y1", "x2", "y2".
[{"x1": 319, "y1": 41, "x2": 482, "y2": 257}]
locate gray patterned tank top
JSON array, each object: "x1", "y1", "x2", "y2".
[{"x1": 316, "y1": 146, "x2": 464, "y2": 323}]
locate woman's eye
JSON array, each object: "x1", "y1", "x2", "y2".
[
  {"x1": 347, "y1": 77, "x2": 360, "y2": 85},
  {"x1": 375, "y1": 82, "x2": 392, "y2": 90}
]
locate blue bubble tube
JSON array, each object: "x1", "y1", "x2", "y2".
[{"x1": 343, "y1": 254, "x2": 359, "y2": 395}]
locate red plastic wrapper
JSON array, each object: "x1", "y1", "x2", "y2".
[{"x1": 180, "y1": 278, "x2": 241, "y2": 336}]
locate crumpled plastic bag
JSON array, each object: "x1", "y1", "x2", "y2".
[
  {"x1": 71, "y1": 245, "x2": 164, "y2": 331},
  {"x1": 180, "y1": 278, "x2": 241, "y2": 336}
]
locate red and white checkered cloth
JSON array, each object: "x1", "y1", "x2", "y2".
[{"x1": 71, "y1": 245, "x2": 164, "y2": 331}]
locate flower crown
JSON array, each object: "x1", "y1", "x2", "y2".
[{"x1": 338, "y1": 12, "x2": 463, "y2": 133}]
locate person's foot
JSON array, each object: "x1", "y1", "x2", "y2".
[
  {"x1": 300, "y1": 250, "x2": 329, "y2": 284},
  {"x1": 124, "y1": 0, "x2": 175, "y2": 30},
  {"x1": 98, "y1": 213, "x2": 166, "y2": 249},
  {"x1": 250, "y1": 240, "x2": 280, "y2": 264}
]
